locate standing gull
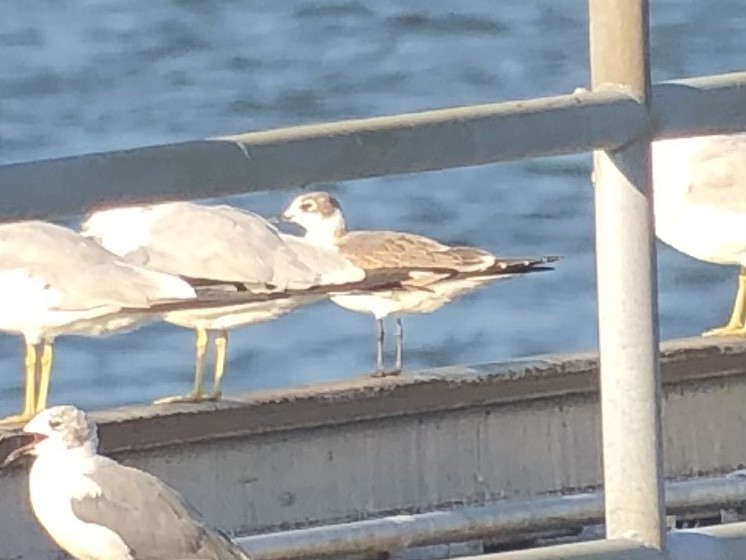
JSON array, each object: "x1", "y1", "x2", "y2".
[
  {"x1": 281, "y1": 191, "x2": 558, "y2": 375},
  {"x1": 82, "y1": 201, "x2": 370, "y2": 402},
  {"x1": 2, "y1": 405, "x2": 248, "y2": 560},
  {"x1": 0, "y1": 221, "x2": 195, "y2": 425},
  {"x1": 653, "y1": 133, "x2": 746, "y2": 336}
]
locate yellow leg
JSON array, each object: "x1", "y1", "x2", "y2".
[
  {"x1": 35, "y1": 341, "x2": 54, "y2": 413},
  {"x1": 0, "y1": 342, "x2": 38, "y2": 427},
  {"x1": 703, "y1": 267, "x2": 746, "y2": 337},
  {"x1": 154, "y1": 328, "x2": 210, "y2": 404},
  {"x1": 207, "y1": 329, "x2": 229, "y2": 401}
]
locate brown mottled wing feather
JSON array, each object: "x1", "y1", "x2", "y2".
[{"x1": 338, "y1": 231, "x2": 494, "y2": 271}]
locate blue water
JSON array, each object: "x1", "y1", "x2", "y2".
[{"x1": 0, "y1": 1, "x2": 744, "y2": 412}]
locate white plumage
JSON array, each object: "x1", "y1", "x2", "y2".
[
  {"x1": 0, "y1": 221, "x2": 195, "y2": 425},
  {"x1": 653, "y1": 133, "x2": 746, "y2": 335},
  {"x1": 282, "y1": 191, "x2": 558, "y2": 375},
  {"x1": 82, "y1": 201, "x2": 366, "y2": 402}
]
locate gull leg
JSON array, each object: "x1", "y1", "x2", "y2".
[
  {"x1": 391, "y1": 318, "x2": 404, "y2": 376},
  {"x1": 703, "y1": 267, "x2": 746, "y2": 337},
  {"x1": 154, "y1": 328, "x2": 210, "y2": 404},
  {"x1": 35, "y1": 340, "x2": 54, "y2": 413},
  {"x1": 371, "y1": 318, "x2": 386, "y2": 377},
  {"x1": 206, "y1": 329, "x2": 228, "y2": 401},
  {"x1": 0, "y1": 342, "x2": 38, "y2": 427}
]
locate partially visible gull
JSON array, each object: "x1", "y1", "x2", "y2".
[
  {"x1": 2, "y1": 405, "x2": 248, "y2": 560},
  {"x1": 653, "y1": 133, "x2": 746, "y2": 336},
  {"x1": 0, "y1": 221, "x2": 195, "y2": 425},
  {"x1": 81, "y1": 201, "x2": 372, "y2": 402},
  {"x1": 281, "y1": 191, "x2": 559, "y2": 375}
]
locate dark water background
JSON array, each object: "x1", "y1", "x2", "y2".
[{"x1": 0, "y1": 1, "x2": 744, "y2": 411}]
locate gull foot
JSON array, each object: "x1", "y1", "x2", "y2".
[
  {"x1": 0, "y1": 413, "x2": 33, "y2": 428},
  {"x1": 370, "y1": 368, "x2": 402, "y2": 378},
  {"x1": 702, "y1": 325, "x2": 746, "y2": 337},
  {"x1": 153, "y1": 393, "x2": 207, "y2": 405}
]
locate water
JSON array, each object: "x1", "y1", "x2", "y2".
[{"x1": 0, "y1": 1, "x2": 744, "y2": 412}]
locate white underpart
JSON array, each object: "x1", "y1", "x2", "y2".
[
  {"x1": 0, "y1": 269, "x2": 155, "y2": 344},
  {"x1": 163, "y1": 295, "x2": 322, "y2": 330},
  {"x1": 0, "y1": 220, "x2": 196, "y2": 346},
  {"x1": 331, "y1": 275, "x2": 514, "y2": 319},
  {"x1": 652, "y1": 134, "x2": 746, "y2": 266},
  {"x1": 29, "y1": 448, "x2": 133, "y2": 560}
]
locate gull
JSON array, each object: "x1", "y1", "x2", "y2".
[
  {"x1": 81, "y1": 201, "x2": 372, "y2": 403},
  {"x1": 653, "y1": 133, "x2": 746, "y2": 336},
  {"x1": 0, "y1": 221, "x2": 196, "y2": 426},
  {"x1": 2, "y1": 405, "x2": 248, "y2": 560},
  {"x1": 281, "y1": 191, "x2": 559, "y2": 375}
]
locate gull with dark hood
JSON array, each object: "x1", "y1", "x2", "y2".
[
  {"x1": 282, "y1": 191, "x2": 560, "y2": 375},
  {"x1": 3, "y1": 405, "x2": 248, "y2": 560}
]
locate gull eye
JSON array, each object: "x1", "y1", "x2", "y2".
[
  {"x1": 48, "y1": 418, "x2": 63, "y2": 429},
  {"x1": 300, "y1": 201, "x2": 315, "y2": 212}
]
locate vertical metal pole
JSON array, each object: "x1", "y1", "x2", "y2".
[{"x1": 589, "y1": 0, "x2": 665, "y2": 551}]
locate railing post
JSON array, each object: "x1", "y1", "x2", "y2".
[{"x1": 589, "y1": 0, "x2": 666, "y2": 552}]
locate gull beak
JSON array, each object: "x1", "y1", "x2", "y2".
[
  {"x1": 275, "y1": 220, "x2": 307, "y2": 237},
  {"x1": 266, "y1": 215, "x2": 282, "y2": 225},
  {"x1": 1, "y1": 432, "x2": 46, "y2": 467}
]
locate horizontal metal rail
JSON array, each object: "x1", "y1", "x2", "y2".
[
  {"x1": 476, "y1": 539, "x2": 661, "y2": 560},
  {"x1": 236, "y1": 476, "x2": 746, "y2": 559},
  {"x1": 667, "y1": 521, "x2": 746, "y2": 560},
  {"x1": 490, "y1": 521, "x2": 746, "y2": 560},
  {"x1": 0, "y1": 72, "x2": 743, "y2": 222}
]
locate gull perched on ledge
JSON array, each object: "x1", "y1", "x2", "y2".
[
  {"x1": 653, "y1": 133, "x2": 746, "y2": 336},
  {"x1": 0, "y1": 221, "x2": 196, "y2": 425},
  {"x1": 282, "y1": 191, "x2": 559, "y2": 375},
  {"x1": 82, "y1": 201, "x2": 396, "y2": 402},
  {"x1": 2, "y1": 405, "x2": 248, "y2": 560}
]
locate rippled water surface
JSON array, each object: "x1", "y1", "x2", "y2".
[{"x1": 0, "y1": 1, "x2": 744, "y2": 412}]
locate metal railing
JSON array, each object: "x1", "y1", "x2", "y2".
[
  {"x1": 0, "y1": 72, "x2": 744, "y2": 223},
  {"x1": 1, "y1": 0, "x2": 745, "y2": 558},
  {"x1": 237, "y1": 475, "x2": 746, "y2": 560}
]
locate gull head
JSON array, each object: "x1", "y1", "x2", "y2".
[
  {"x1": 281, "y1": 191, "x2": 347, "y2": 249},
  {"x1": 2, "y1": 406, "x2": 98, "y2": 466}
]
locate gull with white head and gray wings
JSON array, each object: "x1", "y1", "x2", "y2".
[
  {"x1": 82, "y1": 201, "x2": 398, "y2": 402},
  {"x1": 3, "y1": 405, "x2": 248, "y2": 560},
  {"x1": 281, "y1": 191, "x2": 559, "y2": 375},
  {"x1": 0, "y1": 221, "x2": 196, "y2": 425}
]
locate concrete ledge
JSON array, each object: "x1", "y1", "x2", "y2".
[
  {"x1": 1, "y1": 336, "x2": 745, "y2": 559},
  {"x1": 27, "y1": 335, "x2": 746, "y2": 454}
]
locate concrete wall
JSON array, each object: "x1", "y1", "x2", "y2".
[{"x1": 1, "y1": 337, "x2": 744, "y2": 559}]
